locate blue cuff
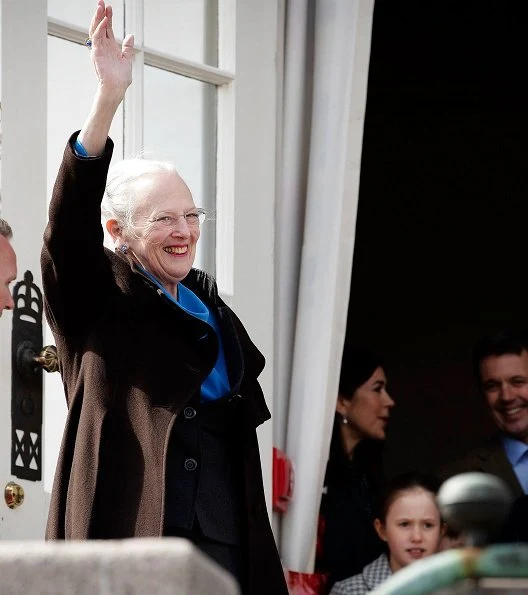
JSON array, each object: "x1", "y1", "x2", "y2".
[{"x1": 73, "y1": 139, "x2": 91, "y2": 158}]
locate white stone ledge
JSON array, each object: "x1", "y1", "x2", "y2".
[{"x1": 0, "y1": 538, "x2": 239, "y2": 595}]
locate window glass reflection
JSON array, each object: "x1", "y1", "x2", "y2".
[
  {"x1": 144, "y1": 0, "x2": 218, "y2": 66},
  {"x1": 144, "y1": 66, "x2": 216, "y2": 273},
  {"x1": 48, "y1": 0, "x2": 124, "y2": 39}
]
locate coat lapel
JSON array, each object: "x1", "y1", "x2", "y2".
[{"x1": 475, "y1": 435, "x2": 524, "y2": 499}]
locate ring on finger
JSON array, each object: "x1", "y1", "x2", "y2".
[{"x1": 84, "y1": 37, "x2": 92, "y2": 49}]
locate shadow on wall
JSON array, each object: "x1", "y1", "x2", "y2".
[{"x1": 347, "y1": 0, "x2": 528, "y2": 477}]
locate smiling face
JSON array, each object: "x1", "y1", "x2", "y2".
[
  {"x1": 0, "y1": 235, "x2": 17, "y2": 317},
  {"x1": 107, "y1": 170, "x2": 200, "y2": 296},
  {"x1": 375, "y1": 487, "x2": 443, "y2": 573},
  {"x1": 337, "y1": 366, "x2": 394, "y2": 442},
  {"x1": 480, "y1": 351, "x2": 528, "y2": 443}
]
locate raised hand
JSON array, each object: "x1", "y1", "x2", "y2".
[
  {"x1": 89, "y1": 0, "x2": 134, "y2": 98},
  {"x1": 77, "y1": 1, "x2": 135, "y2": 155}
]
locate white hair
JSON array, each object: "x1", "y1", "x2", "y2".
[{"x1": 101, "y1": 158, "x2": 181, "y2": 248}]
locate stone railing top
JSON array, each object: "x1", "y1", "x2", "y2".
[{"x1": 0, "y1": 537, "x2": 239, "y2": 595}]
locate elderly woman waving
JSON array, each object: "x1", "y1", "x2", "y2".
[{"x1": 41, "y1": 3, "x2": 288, "y2": 594}]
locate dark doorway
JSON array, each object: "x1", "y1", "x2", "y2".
[{"x1": 347, "y1": 0, "x2": 528, "y2": 475}]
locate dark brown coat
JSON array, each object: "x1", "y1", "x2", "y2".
[
  {"x1": 41, "y1": 135, "x2": 288, "y2": 595},
  {"x1": 439, "y1": 434, "x2": 524, "y2": 499}
]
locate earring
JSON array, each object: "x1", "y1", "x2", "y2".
[
  {"x1": 120, "y1": 244, "x2": 128, "y2": 254},
  {"x1": 341, "y1": 414, "x2": 349, "y2": 425}
]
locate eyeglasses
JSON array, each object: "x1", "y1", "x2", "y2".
[{"x1": 147, "y1": 208, "x2": 206, "y2": 228}]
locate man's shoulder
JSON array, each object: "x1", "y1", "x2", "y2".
[
  {"x1": 438, "y1": 434, "x2": 525, "y2": 498},
  {"x1": 439, "y1": 435, "x2": 503, "y2": 478}
]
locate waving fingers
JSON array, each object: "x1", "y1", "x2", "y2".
[
  {"x1": 89, "y1": 0, "x2": 105, "y2": 38},
  {"x1": 105, "y1": 4, "x2": 116, "y2": 43},
  {"x1": 92, "y1": 14, "x2": 109, "y2": 46}
]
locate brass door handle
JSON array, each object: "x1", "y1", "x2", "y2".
[
  {"x1": 17, "y1": 342, "x2": 59, "y2": 375},
  {"x1": 4, "y1": 482, "x2": 24, "y2": 509},
  {"x1": 33, "y1": 345, "x2": 59, "y2": 373}
]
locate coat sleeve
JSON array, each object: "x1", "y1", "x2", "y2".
[{"x1": 41, "y1": 132, "x2": 115, "y2": 340}]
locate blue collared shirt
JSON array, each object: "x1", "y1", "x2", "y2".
[{"x1": 501, "y1": 434, "x2": 528, "y2": 494}]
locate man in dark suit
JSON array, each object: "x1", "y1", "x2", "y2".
[{"x1": 442, "y1": 330, "x2": 528, "y2": 541}]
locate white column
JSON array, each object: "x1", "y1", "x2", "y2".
[
  {"x1": 0, "y1": 0, "x2": 48, "y2": 539},
  {"x1": 233, "y1": 0, "x2": 280, "y2": 511}
]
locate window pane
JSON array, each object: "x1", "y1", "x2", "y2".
[
  {"x1": 143, "y1": 66, "x2": 216, "y2": 273},
  {"x1": 144, "y1": 0, "x2": 218, "y2": 66},
  {"x1": 48, "y1": 0, "x2": 124, "y2": 39},
  {"x1": 47, "y1": 36, "x2": 124, "y2": 204}
]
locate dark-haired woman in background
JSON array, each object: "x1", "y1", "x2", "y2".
[{"x1": 316, "y1": 345, "x2": 395, "y2": 592}]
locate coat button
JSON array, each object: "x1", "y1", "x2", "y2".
[
  {"x1": 183, "y1": 406, "x2": 196, "y2": 419},
  {"x1": 184, "y1": 458, "x2": 198, "y2": 472}
]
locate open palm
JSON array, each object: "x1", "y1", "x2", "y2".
[{"x1": 89, "y1": 1, "x2": 134, "y2": 95}]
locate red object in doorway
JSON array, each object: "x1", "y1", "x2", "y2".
[
  {"x1": 287, "y1": 570, "x2": 328, "y2": 595},
  {"x1": 272, "y1": 447, "x2": 294, "y2": 513}
]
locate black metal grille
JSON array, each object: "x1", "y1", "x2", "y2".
[{"x1": 11, "y1": 271, "x2": 43, "y2": 481}]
